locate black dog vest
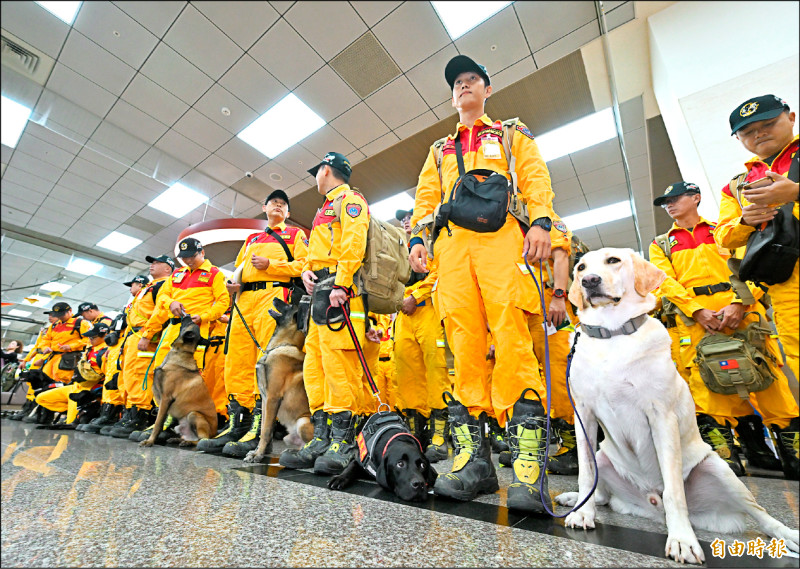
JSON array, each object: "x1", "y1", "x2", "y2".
[{"x1": 356, "y1": 412, "x2": 422, "y2": 485}]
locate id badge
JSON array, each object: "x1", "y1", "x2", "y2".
[
  {"x1": 173, "y1": 272, "x2": 185, "y2": 283},
  {"x1": 482, "y1": 142, "x2": 501, "y2": 159}
]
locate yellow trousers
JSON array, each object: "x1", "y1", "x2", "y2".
[
  {"x1": 203, "y1": 338, "x2": 229, "y2": 415},
  {"x1": 667, "y1": 323, "x2": 691, "y2": 382},
  {"x1": 359, "y1": 332, "x2": 383, "y2": 414},
  {"x1": 434, "y1": 217, "x2": 544, "y2": 426},
  {"x1": 35, "y1": 379, "x2": 100, "y2": 423},
  {"x1": 41, "y1": 353, "x2": 78, "y2": 384},
  {"x1": 770, "y1": 261, "x2": 799, "y2": 381},
  {"x1": 101, "y1": 341, "x2": 125, "y2": 406},
  {"x1": 527, "y1": 313, "x2": 573, "y2": 423},
  {"x1": 121, "y1": 330, "x2": 156, "y2": 410},
  {"x1": 393, "y1": 304, "x2": 448, "y2": 416}
]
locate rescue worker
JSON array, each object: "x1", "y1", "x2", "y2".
[
  {"x1": 714, "y1": 95, "x2": 799, "y2": 479},
  {"x1": 279, "y1": 151, "x2": 369, "y2": 475},
  {"x1": 205, "y1": 308, "x2": 231, "y2": 425},
  {"x1": 77, "y1": 302, "x2": 113, "y2": 328},
  {"x1": 38, "y1": 302, "x2": 91, "y2": 387},
  {"x1": 9, "y1": 316, "x2": 56, "y2": 421},
  {"x1": 211, "y1": 189, "x2": 308, "y2": 456},
  {"x1": 371, "y1": 314, "x2": 396, "y2": 412},
  {"x1": 651, "y1": 181, "x2": 799, "y2": 478},
  {"x1": 35, "y1": 322, "x2": 110, "y2": 428},
  {"x1": 408, "y1": 55, "x2": 555, "y2": 512},
  {"x1": 392, "y1": 208, "x2": 449, "y2": 460}
]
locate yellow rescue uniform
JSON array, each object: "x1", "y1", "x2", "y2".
[
  {"x1": 373, "y1": 319, "x2": 397, "y2": 411},
  {"x1": 715, "y1": 135, "x2": 799, "y2": 381},
  {"x1": 41, "y1": 317, "x2": 91, "y2": 383},
  {"x1": 203, "y1": 317, "x2": 230, "y2": 414},
  {"x1": 650, "y1": 218, "x2": 798, "y2": 429},
  {"x1": 225, "y1": 222, "x2": 308, "y2": 410},
  {"x1": 411, "y1": 115, "x2": 554, "y2": 425},
  {"x1": 22, "y1": 326, "x2": 49, "y2": 401},
  {"x1": 36, "y1": 341, "x2": 108, "y2": 422},
  {"x1": 302, "y1": 184, "x2": 369, "y2": 415}
]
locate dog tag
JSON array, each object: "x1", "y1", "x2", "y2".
[
  {"x1": 544, "y1": 321, "x2": 558, "y2": 336},
  {"x1": 482, "y1": 143, "x2": 501, "y2": 159}
]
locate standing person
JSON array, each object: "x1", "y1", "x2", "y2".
[
  {"x1": 77, "y1": 302, "x2": 113, "y2": 328},
  {"x1": 652, "y1": 181, "x2": 798, "y2": 479},
  {"x1": 279, "y1": 152, "x2": 370, "y2": 475},
  {"x1": 408, "y1": 55, "x2": 555, "y2": 512},
  {"x1": 208, "y1": 189, "x2": 308, "y2": 456},
  {"x1": 714, "y1": 95, "x2": 798, "y2": 479},
  {"x1": 39, "y1": 302, "x2": 91, "y2": 385}
]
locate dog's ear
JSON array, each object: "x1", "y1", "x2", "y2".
[
  {"x1": 630, "y1": 253, "x2": 666, "y2": 297},
  {"x1": 375, "y1": 454, "x2": 394, "y2": 491},
  {"x1": 568, "y1": 277, "x2": 585, "y2": 311}
]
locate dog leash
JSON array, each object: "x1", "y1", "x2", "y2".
[
  {"x1": 523, "y1": 256, "x2": 599, "y2": 518},
  {"x1": 228, "y1": 296, "x2": 265, "y2": 355}
]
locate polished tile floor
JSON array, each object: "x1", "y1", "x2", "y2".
[{"x1": 2, "y1": 417, "x2": 798, "y2": 567}]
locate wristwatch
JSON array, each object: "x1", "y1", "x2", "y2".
[
  {"x1": 553, "y1": 288, "x2": 567, "y2": 299},
  {"x1": 531, "y1": 217, "x2": 552, "y2": 231}
]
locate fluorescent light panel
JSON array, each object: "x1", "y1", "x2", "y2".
[
  {"x1": 536, "y1": 108, "x2": 618, "y2": 162},
  {"x1": 370, "y1": 192, "x2": 415, "y2": 222},
  {"x1": 562, "y1": 200, "x2": 633, "y2": 231},
  {"x1": 1, "y1": 96, "x2": 33, "y2": 148},
  {"x1": 237, "y1": 93, "x2": 325, "y2": 159},
  {"x1": 66, "y1": 258, "x2": 103, "y2": 275},
  {"x1": 148, "y1": 182, "x2": 208, "y2": 218},
  {"x1": 35, "y1": 1, "x2": 82, "y2": 24},
  {"x1": 432, "y1": 1, "x2": 511, "y2": 40},
  {"x1": 8, "y1": 309, "x2": 32, "y2": 317},
  {"x1": 97, "y1": 231, "x2": 142, "y2": 254},
  {"x1": 40, "y1": 282, "x2": 73, "y2": 293}
]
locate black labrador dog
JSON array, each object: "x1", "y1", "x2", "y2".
[{"x1": 327, "y1": 411, "x2": 437, "y2": 502}]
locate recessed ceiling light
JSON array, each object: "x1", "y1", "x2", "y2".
[
  {"x1": 369, "y1": 192, "x2": 415, "y2": 222},
  {"x1": 66, "y1": 258, "x2": 103, "y2": 276},
  {"x1": 536, "y1": 108, "x2": 618, "y2": 163},
  {"x1": 269, "y1": 173, "x2": 283, "y2": 182},
  {"x1": 148, "y1": 182, "x2": 209, "y2": 218},
  {"x1": 562, "y1": 200, "x2": 632, "y2": 231},
  {"x1": 97, "y1": 231, "x2": 143, "y2": 254},
  {"x1": 237, "y1": 93, "x2": 325, "y2": 159},
  {"x1": 432, "y1": 1, "x2": 511, "y2": 40},
  {"x1": 1, "y1": 95, "x2": 33, "y2": 148},
  {"x1": 40, "y1": 282, "x2": 73, "y2": 293},
  {"x1": 35, "y1": 1, "x2": 82, "y2": 24},
  {"x1": 9, "y1": 309, "x2": 32, "y2": 317}
]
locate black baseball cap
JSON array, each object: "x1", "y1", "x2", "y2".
[
  {"x1": 395, "y1": 209, "x2": 413, "y2": 221},
  {"x1": 77, "y1": 302, "x2": 98, "y2": 314},
  {"x1": 445, "y1": 55, "x2": 491, "y2": 90},
  {"x1": 265, "y1": 189, "x2": 290, "y2": 209},
  {"x1": 44, "y1": 302, "x2": 71, "y2": 315},
  {"x1": 653, "y1": 182, "x2": 701, "y2": 206},
  {"x1": 177, "y1": 237, "x2": 203, "y2": 258},
  {"x1": 307, "y1": 152, "x2": 352, "y2": 182},
  {"x1": 123, "y1": 275, "x2": 149, "y2": 287},
  {"x1": 83, "y1": 322, "x2": 110, "y2": 338},
  {"x1": 145, "y1": 254, "x2": 176, "y2": 269},
  {"x1": 729, "y1": 95, "x2": 790, "y2": 135}
]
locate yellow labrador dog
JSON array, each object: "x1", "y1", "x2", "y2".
[{"x1": 556, "y1": 248, "x2": 798, "y2": 564}]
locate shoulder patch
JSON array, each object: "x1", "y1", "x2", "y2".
[
  {"x1": 346, "y1": 204, "x2": 363, "y2": 218},
  {"x1": 554, "y1": 220, "x2": 568, "y2": 233},
  {"x1": 516, "y1": 125, "x2": 534, "y2": 140}
]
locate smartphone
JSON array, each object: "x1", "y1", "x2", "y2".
[{"x1": 742, "y1": 176, "x2": 771, "y2": 190}]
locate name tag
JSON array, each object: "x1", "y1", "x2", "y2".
[
  {"x1": 173, "y1": 272, "x2": 185, "y2": 283},
  {"x1": 483, "y1": 143, "x2": 501, "y2": 159},
  {"x1": 198, "y1": 276, "x2": 210, "y2": 283}
]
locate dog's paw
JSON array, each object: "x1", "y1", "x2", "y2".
[
  {"x1": 665, "y1": 533, "x2": 704, "y2": 565},
  {"x1": 139, "y1": 440, "x2": 154, "y2": 447},
  {"x1": 555, "y1": 492, "x2": 579, "y2": 507},
  {"x1": 243, "y1": 450, "x2": 266, "y2": 464},
  {"x1": 178, "y1": 440, "x2": 196, "y2": 447},
  {"x1": 283, "y1": 433, "x2": 303, "y2": 448},
  {"x1": 565, "y1": 508, "x2": 596, "y2": 530},
  {"x1": 772, "y1": 525, "x2": 800, "y2": 553},
  {"x1": 327, "y1": 474, "x2": 346, "y2": 491}
]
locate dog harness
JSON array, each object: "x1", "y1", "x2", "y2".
[
  {"x1": 580, "y1": 313, "x2": 649, "y2": 339},
  {"x1": 356, "y1": 411, "x2": 422, "y2": 478}
]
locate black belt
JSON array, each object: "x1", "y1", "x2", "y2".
[
  {"x1": 379, "y1": 356, "x2": 391, "y2": 361},
  {"x1": 241, "y1": 281, "x2": 291, "y2": 292},
  {"x1": 692, "y1": 282, "x2": 731, "y2": 296}
]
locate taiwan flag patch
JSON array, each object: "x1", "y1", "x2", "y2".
[
  {"x1": 346, "y1": 204, "x2": 362, "y2": 218},
  {"x1": 719, "y1": 360, "x2": 739, "y2": 370}
]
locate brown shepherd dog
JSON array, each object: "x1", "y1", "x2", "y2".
[
  {"x1": 140, "y1": 316, "x2": 218, "y2": 447},
  {"x1": 244, "y1": 297, "x2": 313, "y2": 463}
]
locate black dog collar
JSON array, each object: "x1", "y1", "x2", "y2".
[{"x1": 581, "y1": 313, "x2": 649, "y2": 339}]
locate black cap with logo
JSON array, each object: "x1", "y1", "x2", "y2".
[
  {"x1": 177, "y1": 238, "x2": 203, "y2": 258},
  {"x1": 77, "y1": 302, "x2": 98, "y2": 314},
  {"x1": 123, "y1": 275, "x2": 149, "y2": 287},
  {"x1": 307, "y1": 152, "x2": 352, "y2": 182},
  {"x1": 44, "y1": 302, "x2": 71, "y2": 315},
  {"x1": 395, "y1": 209, "x2": 413, "y2": 221},
  {"x1": 729, "y1": 95, "x2": 790, "y2": 135},
  {"x1": 145, "y1": 254, "x2": 176, "y2": 269},
  {"x1": 445, "y1": 55, "x2": 491, "y2": 90},
  {"x1": 653, "y1": 182, "x2": 701, "y2": 206},
  {"x1": 83, "y1": 322, "x2": 110, "y2": 338},
  {"x1": 265, "y1": 189, "x2": 290, "y2": 209}
]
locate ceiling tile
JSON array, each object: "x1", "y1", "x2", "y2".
[
  {"x1": 214, "y1": 138, "x2": 270, "y2": 173},
  {"x1": 8, "y1": 152, "x2": 64, "y2": 183},
  {"x1": 406, "y1": 44, "x2": 459, "y2": 107},
  {"x1": 365, "y1": 76, "x2": 429, "y2": 130},
  {"x1": 105, "y1": 99, "x2": 170, "y2": 145},
  {"x1": 67, "y1": 156, "x2": 123, "y2": 188},
  {"x1": 622, "y1": 127, "x2": 647, "y2": 158},
  {"x1": 163, "y1": 4, "x2": 244, "y2": 80},
  {"x1": 248, "y1": 18, "x2": 325, "y2": 90},
  {"x1": 515, "y1": 1, "x2": 597, "y2": 53},
  {"x1": 196, "y1": 154, "x2": 247, "y2": 187},
  {"x1": 59, "y1": 171, "x2": 108, "y2": 200},
  {"x1": 551, "y1": 177, "x2": 585, "y2": 202},
  {"x1": 0, "y1": 204, "x2": 32, "y2": 227},
  {"x1": 193, "y1": 1, "x2": 280, "y2": 51},
  {"x1": 553, "y1": 195, "x2": 590, "y2": 217},
  {"x1": 270, "y1": 144, "x2": 320, "y2": 180},
  {"x1": 285, "y1": 1, "x2": 368, "y2": 61},
  {"x1": 88, "y1": 122, "x2": 150, "y2": 167},
  {"x1": 75, "y1": 147, "x2": 130, "y2": 176},
  {"x1": 114, "y1": 1, "x2": 187, "y2": 39},
  {"x1": 99, "y1": 189, "x2": 149, "y2": 212},
  {"x1": 570, "y1": 138, "x2": 622, "y2": 175},
  {"x1": 121, "y1": 73, "x2": 190, "y2": 127},
  {"x1": 2, "y1": 181, "x2": 47, "y2": 213},
  {"x1": 268, "y1": 2, "x2": 295, "y2": 15},
  {"x1": 584, "y1": 182, "x2": 630, "y2": 208},
  {"x1": 394, "y1": 111, "x2": 438, "y2": 140},
  {"x1": 300, "y1": 125, "x2": 356, "y2": 162},
  {"x1": 253, "y1": 160, "x2": 301, "y2": 190},
  {"x1": 490, "y1": 56, "x2": 538, "y2": 93},
  {"x1": 58, "y1": 30, "x2": 136, "y2": 97},
  {"x1": 153, "y1": 129, "x2": 210, "y2": 168},
  {"x1": 140, "y1": 41, "x2": 214, "y2": 106},
  {"x1": 350, "y1": 1, "x2": 402, "y2": 26},
  {"x1": 360, "y1": 132, "x2": 400, "y2": 157},
  {"x1": 45, "y1": 63, "x2": 118, "y2": 118},
  {"x1": 24, "y1": 123, "x2": 84, "y2": 155},
  {"x1": 73, "y1": 1, "x2": 158, "y2": 69},
  {"x1": 218, "y1": 55, "x2": 287, "y2": 115},
  {"x1": 88, "y1": 200, "x2": 132, "y2": 223},
  {"x1": 533, "y1": 21, "x2": 600, "y2": 69},
  {"x1": 192, "y1": 84, "x2": 259, "y2": 135},
  {"x1": 294, "y1": 65, "x2": 359, "y2": 122},
  {"x1": 330, "y1": 103, "x2": 389, "y2": 149},
  {"x1": 2, "y1": 167, "x2": 55, "y2": 195},
  {"x1": 432, "y1": 100, "x2": 457, "y2": 121},
  {"x1": 178, "y1": 169, "x2": 225, "y2": 199},
  {"x1": 627, "y1": 153, "x2": 650, "y2": 181},
  {"x1": 454, "y1": 6, "x2": 530, "y2": 76},
  {"x1": 545, "y1": 156, "x2": 577, "y2": 183},
  {"x1": 605, "y1": 1, "x2": 636, "y2": 32},
  {"x1": 41, "y1": 197, "x2": 88, "y2": 220},
  {"x1": 0, "y1": 1, "x2": 70, "y2": 59},
  {"x1": 171, "y1": 108, "x2": 233, "y2": 152},
  {"x1": 372, "y1": 2, "x2": 450, "y2": 72},
  {"x1": 578, "y1": 162, "x2": 627, "y2": 193},
  {"x1": 14, "y1": 137, "x2": 75, "y2": 171},
  {"x1": 33, "y1": 92, "x2": 100, "y2": 144}
]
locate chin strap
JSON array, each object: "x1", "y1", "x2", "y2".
[{"x1": 580, "y1": 313, "x2": 649, "y2": 339}]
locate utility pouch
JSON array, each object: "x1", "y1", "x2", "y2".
[
  {"x1": 311, "y1": 270, "x2": 345, "y2": 326},
  {"x1": 297, "y1": 295, "x2": 312, "y2": 335},
  {"x1": 58, "y1": 351, "x2": 80, "y2": 371}
]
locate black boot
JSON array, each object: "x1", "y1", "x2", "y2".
[
  {"x1": 313, "y1": 411, "x2": 361, "y2": 475},
  {"x1": 82, "y1": 404, "x2": 123, "y2": 434},
  {"x1": 10, "y1": 399, "x2": 36, "y2": 421},
  {"x1": 402, "y1": 408, "x2": 429, "y2": 450},
  {"x1": 697, "y1": 413, "x2": 745, "y2": 476},
  {"x1": 222, "y1": 398, "x2": 263, "y2": 458},
  {"x1": 547, "y1": 418, "x2": 579, "y2": 475},
  {"x1": 425, "y1": 408, "x2": 449, "y2": 462},
  {"x1": 488, "y1": 416, "x2": 509, "y2": 453},
  {"x1": 134, "y1": 413, "x2": 178, "y2": 444},
  {"x1": 197, "y1": 397, "x2": 252, "y2": 453},
  {"x1": 279, "y1": 410, "x2": 330, "y2": 469},
  {"x1": 22, "y1": 404, "x2": 45, "y2": 423},
  {"x1": 735, "y1": 415, "x2": 782, "y2": 471},
  {"x1": 100, "y1": 406, "x2": 134, "y2": 436},
  {"x1": 110, "y1": 406, "x2": 152, "y2": 438},
  {"x1": 433, "y1": 392, "x2": 498, "y2": 501},
  {"x1": 771, "y1": 417, "x2": 799, "y2": 481},
  {"x1": 506, "y1": 389, "x2": 552, "y2": 514}
]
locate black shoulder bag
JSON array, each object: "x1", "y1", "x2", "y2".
[
  {"x1": 738, "y1": 153, "x2": 800, "y2": 285},
  {"x1": 264, "y1": 226, "x2": 307, "y2": 304}
]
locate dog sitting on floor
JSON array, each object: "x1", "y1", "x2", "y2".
[{"x1": 555, "y1": 248, "x2": 799, "y2": 564}]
